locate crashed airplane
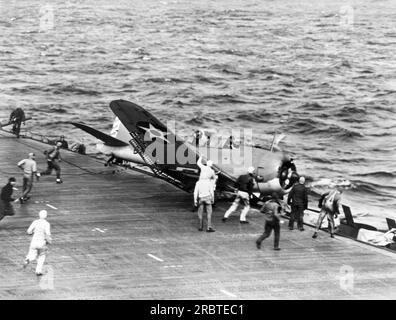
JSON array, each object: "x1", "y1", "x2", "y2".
[{"x1": 71, "y1": 99, "x2": 298, "y2": 201}]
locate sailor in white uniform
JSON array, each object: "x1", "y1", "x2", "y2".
[
  {"x1": 197, "y1": 156, "x2": 218, "y2": 193},
  {"x1": 23, "y1": 210, "x2": 52, "y2": 276}
]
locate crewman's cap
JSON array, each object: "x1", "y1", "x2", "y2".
[
  {"x1": 207, "y1": 160, "x2": 213, "y2": 167},
  {"x1": 39, "y1": 210, "x2": 47, "y2": 219},
  {"x1": 299, "y1": 176, "x2": 305, "y2": 184},
  {"x1": 247, "y1": 166, "x2": 255, "y2": 174},
  {"x1": 9, "y1": 177, "x2": 16, "y2": 182},
  {"x1": 29, "y1": 152, "x2": 35, "y2": 158}
]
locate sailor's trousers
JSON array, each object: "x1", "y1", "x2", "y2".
[
  {"x1": 42, "y1": 160, "x2": 61, "y2": 179},
  {"x1": 224, "y1": 191, "x2": 250, "y2": 222},
  {"x1": 315, "y1": 208, "x2": 335, "y2": 235},
  {"x1": 256, "y1": 220, "x2": 280, "y2": 249},
  {"x1": 26, "y1": 242, "x2": 48, "y2": 274},
  {"x1": 22, "y1": 175, "x2": 33, "y2": 199},
  {"x1": 197, "y1": 196, "x2": 213, "y2": 230}
]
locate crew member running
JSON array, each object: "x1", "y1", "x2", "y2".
[
  {"x1": 222, "y1": 166, "x2": 255, "y2": 224},
  {"x1": 256, "y1": 193, "x2": 283, "y2": 251},
  {"x1": 41, "y1": 141, "x2": 63, "y2": 184},
  {"x1": 0, "y1": 177, "x2": 17, "y2": 222},
  {"x1": 17, "y1": 153, "x2": 39, "y2": 203},
  {"x1": 23, "y1": 210, "x2": 52, "y2": 276}
]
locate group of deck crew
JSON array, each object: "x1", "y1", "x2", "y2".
[
  {"x1": 1, "y1": 109, "x2": 343, "y2": 277},
  {"x1": 0, "y1": 143, "x2": 63, "y2": 275},
  {"x1": 0, "y1": 110, "x2": 69, "y2": 276},
  {"x1": 1, "y1": 141, "x2": 64, "y2": 211},
  {"x1": 193, "y1": 156, "x2": 343, "y2": 251}
]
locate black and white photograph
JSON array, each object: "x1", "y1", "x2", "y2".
[{"x1": 0, "y1": 0, "x2": 395, "y2": 305}]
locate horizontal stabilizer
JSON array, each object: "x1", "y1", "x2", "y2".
[{"x1": 71, "y1": 122, "x2": 129, "y2": 147}]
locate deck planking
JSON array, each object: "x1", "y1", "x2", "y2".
[{"x1": 0, "y1": 130, "x2": 395, "y2": 300}]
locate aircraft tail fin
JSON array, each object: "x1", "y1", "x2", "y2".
[
  {"x1": 342, "y1": 205, "x2": 355, "y2": 227},
  {"x1": 109, "y1": 116, "x2": 132, "y2": 143},
  {"x1": 386, "y1": 218, "x2": 396, "y2": 230},
  {"x1": 71, "y1": 122, "x2": 129, "y2": 147}
]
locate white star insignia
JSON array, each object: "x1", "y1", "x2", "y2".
[{"x1": 139, "y1": 124, "x2": 170, "y2": 143}]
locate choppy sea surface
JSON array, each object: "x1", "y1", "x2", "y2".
[{"x1": 0, "y1": 0, "x2": 395, "y2": 229}]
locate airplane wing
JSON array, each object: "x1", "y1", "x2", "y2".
[
  {"x1": 110, "y1": 100, "x2": 197, "y2": 164},
  {"x1": 110, "y1": 100, "x2": 168, "y2": 135},
  {"x1": 71, "y1": 122, "x2": 129, "y2": 147},
  {"x1": 109, "y1": 100, "x2": 236, "y2": 192}
]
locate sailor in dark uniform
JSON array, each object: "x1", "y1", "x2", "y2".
[
  {"x1": 9, "y1": 108, "x2": 26, "y2": 138},
  {"x1": 41, "y1": 142, "x2": 63, "y2": 184},
  {"x1": 55, "y1": 135, "x2": 69, "y2": 149},
  {"x1": 0, "y1": 177, "x2": 17, "y2": 222},
  {"x1": 287, "y1": 176, "x2": 308, "y2": 231},
  {"x1": 256, "y1": 194, "x2": 283, "y2": 250}
]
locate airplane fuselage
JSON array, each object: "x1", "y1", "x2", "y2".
[
  {"x1": 73, "y1": 100, "x2": 296, "y2": 199},
  {"x1": 97, "y1": 143, "x2": 146, "y2": 165},
  {"x1": 97, "y1": 139, "x2": 291, "y2": 198}
]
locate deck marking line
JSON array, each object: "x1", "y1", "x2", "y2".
[
  {"x1": 220, "y1": 289, "x2": 237, "y2": 298},
  {"x1": 46, "y1": 204, "x2": 58, "y2": 210},
  {"x1": 164, "y1": 265, "x2": 183, "y2": 268},
  {"x1": 147, "y1": 254, "x2": 164, "y2": 262}
]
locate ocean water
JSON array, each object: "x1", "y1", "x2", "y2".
[{"x1": 0, "y1": 0, "x2": 395, "y2": 229}]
